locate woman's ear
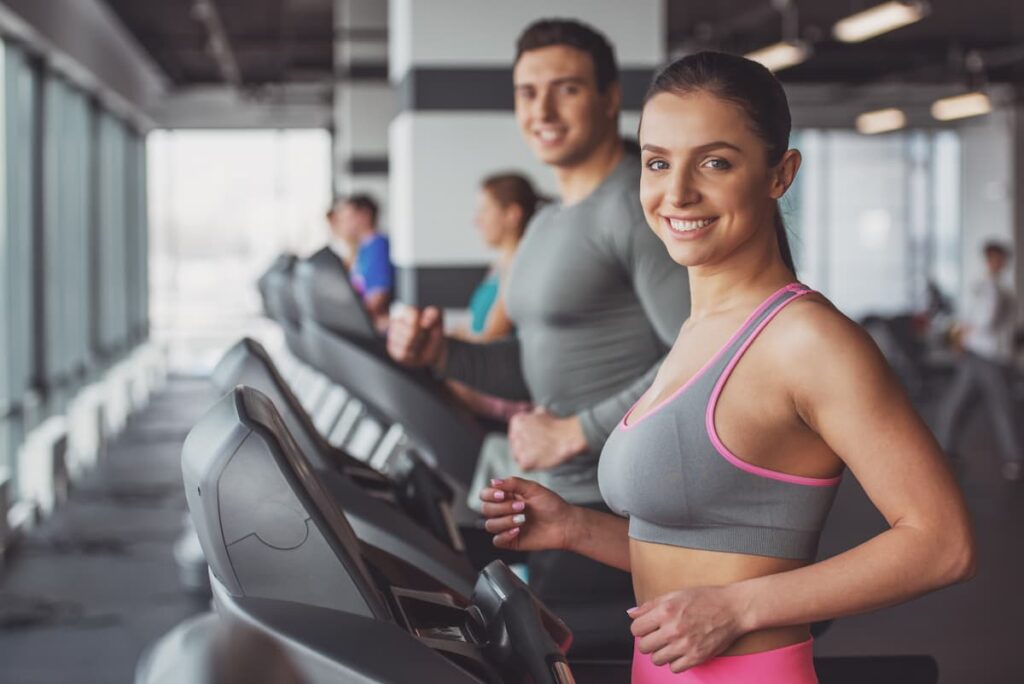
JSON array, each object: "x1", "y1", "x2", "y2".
[
  {"x1": 770, "y1": 149, "x2": 802, "y2": 200},
  {"x1": 503, "y1": 203, "x2": 525, "y2": 233}
]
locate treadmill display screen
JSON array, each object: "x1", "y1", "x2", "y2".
[{"x1": 414, "y1": 625, "x2": 469, "y2": 642}]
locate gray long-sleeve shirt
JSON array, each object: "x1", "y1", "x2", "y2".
[{"x1": 445, "y1": 152, "x2": 690, "y2": 489}]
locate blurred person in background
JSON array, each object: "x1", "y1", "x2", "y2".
[
  {"x1": 331, "y1": 193, "x2": 394, "y2": 331},
  {"x1": 935, "y1": 241, "x2": 1021, "y2": 480},
  {"x1": 454, "y1": 172, "x2": 544, "y2": 342},
  {"x1": 325, "y1": 198, "x2": 358, "y2": 270},
  {"x1": 448, "y1": 172, "x2": 543, "y2": 422}
]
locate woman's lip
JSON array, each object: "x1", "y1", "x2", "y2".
[{"x1": 662, "y1": 215, "x2": 718, "y2": 239}]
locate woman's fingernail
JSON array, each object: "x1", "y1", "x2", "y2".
[
  {"x1": 512, "y1": 514, "x2": 526, "y2": 525},
  {"x1": 512, "y1": 501, "x2": 525, "y2": 512},
  {"x1": 491, "y1": 478, "x2": 504, "y2": 486},
  {"x1": 509, "y1": 527, "x2": 521, "y2": 536},
  {"x1": 626, "y1": 606, "x2": 640, "y2": 616},
  {"x1": 494, "y1": 490, "x2": 505, "y2": 501}
]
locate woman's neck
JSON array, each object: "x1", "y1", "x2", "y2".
[
  {"x1": 686, "y1": 235, "x2": 795, "y2": 322},
  {"x1": 496, "y1": 238, "x2": 519, "y2": 268}
]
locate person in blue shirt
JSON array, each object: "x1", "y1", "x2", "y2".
[{"x1": 334, "y1": 193, "x2": 393, "y2": 329}]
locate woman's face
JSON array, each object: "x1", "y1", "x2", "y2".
[
  {"x1": 474, "y1": 189, "x2": 515, "y2": 247},
  {"x1": 638, "y1": 90, "x2": 797, "y2": 268}
]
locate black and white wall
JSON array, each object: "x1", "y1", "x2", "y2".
[{"x1": 333, "y1": 0, "x2": 393, "y2": 220}]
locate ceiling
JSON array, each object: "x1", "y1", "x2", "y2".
[
  {"x1": 103, "y1": 0, "x2": 335, "y2": 87},
  {"x1": 668, "y1": 0, "x2": 1024, "y2": 84},
  {"x1": 102, "y1": 1, "x2": 1024, "y2": 89}
]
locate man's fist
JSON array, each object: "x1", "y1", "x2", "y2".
[{"x1": 386, "y1": 305, "x2": 447, "y2": 370}]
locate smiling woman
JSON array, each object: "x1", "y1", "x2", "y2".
[{"x1": 480, "y1": 51, "x2": 976, "y2": 684}]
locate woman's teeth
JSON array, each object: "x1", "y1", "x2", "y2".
[{"x1": 668, "y1": 217, "x2": 715, "y2": 232}]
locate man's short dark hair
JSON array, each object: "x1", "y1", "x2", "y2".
[
  {"x1": 515, "y1": 19, "x2": 619, "y2": 92},
  {"x1": 345, "y1": 193, "x2": 379, "y2": 225},
  {"x1": 983, "y1": 241, "x2": 1010, "y2": 258}
]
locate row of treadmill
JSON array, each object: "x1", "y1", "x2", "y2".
[{"x1": 135, "y1": 247, "x2": 940, "y2": 683}]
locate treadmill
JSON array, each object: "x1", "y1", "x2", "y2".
[
  {"x1": 140, "y1": 386, "x2": 631, "y2": 683},
  {"x1": 292, "y1": 250, "x2": 486, "y2": 493},
  {"x1": 210, "y1": 337, "x2": 467, "y2": 551},
  {"x1": 257, "y1": 253, "x2": 298, "y2": 319},
  {"x1": 262, "y1": 255, "x2": 308, "y2": 363},
  {"x1": 292, "y1": 245, "x2": 381, "y2": 354},
  {"x1": 288, "y1": 249, "x2": 637, "y2": 657}
]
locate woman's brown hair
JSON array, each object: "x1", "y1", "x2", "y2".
[{"x1": 481, "y1": 173, "x2": 545, "y2": 237}]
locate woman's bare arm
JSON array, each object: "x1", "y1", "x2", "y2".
[
  {"x1": 480, "y1": 477, "x2": 632, "y2": 571},
  {"x1": 731, "y1": 301, "x2": 976, "y2": 631},
  {"x1": 476, "y1": 292, "x2": 515, "y2": 342}
]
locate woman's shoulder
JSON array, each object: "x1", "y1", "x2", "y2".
[{"x1": 763, "y1": 291, "x2": 886, "y2": 377}]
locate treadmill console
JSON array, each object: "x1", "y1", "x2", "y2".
[{"x1": 390, "y1": 561, "x2": 575, "y2": 684}]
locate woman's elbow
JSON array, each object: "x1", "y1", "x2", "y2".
[{"x1": 940, "y1": 525, "x2": 977, "y2": 585}]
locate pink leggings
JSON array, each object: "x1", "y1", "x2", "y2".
[{"x1": 632, "y1": 638, "x2": 818, "y2": 683}]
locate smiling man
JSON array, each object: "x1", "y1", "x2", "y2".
[{"x1": 387, "y1": 18, "x2": 690, "y2": 616}]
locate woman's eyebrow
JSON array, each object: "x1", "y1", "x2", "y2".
[
  {"x1": 641, "y1": 140, "x2": 744, "y2": 155},
  {"x1": 697, "y1": 140, "x2": 743, "y2": 153}
]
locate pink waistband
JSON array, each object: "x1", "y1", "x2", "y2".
[{"x1": 631, "y1": 638, "x2": 818, "y2": 683}]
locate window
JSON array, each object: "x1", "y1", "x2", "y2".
[{"x1": 147, "y1": 129, "x2": 332, "y2": 372}]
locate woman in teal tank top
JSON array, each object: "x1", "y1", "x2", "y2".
[
  {"x1": 468, "y1": 274, "x2": 501, "y2": 336},
  {"x1": 461, "y1": 173, "x2": 544, "y2": 340},
  {"x1": 449, "y1": 173, "x2": 545, "y2": 421}
]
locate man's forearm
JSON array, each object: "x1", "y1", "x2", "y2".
[
  {"x1": 577, "y1": 361, "x2": 661, "y2": 452},
  {"x1": 444, "y1": 337, "x2": 531, "y2": 401}
]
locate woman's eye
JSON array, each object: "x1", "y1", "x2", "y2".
[
  {"x1": 645, "y1": 159, "x2": 669, "y2": 171},
  {"x1": 702, "y1": 157, "x2": 731, "y2": 170}
]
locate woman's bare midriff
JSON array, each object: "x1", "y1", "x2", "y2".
[{"x1": 630, "y1": 539, "x2": 809, "y2": 655}]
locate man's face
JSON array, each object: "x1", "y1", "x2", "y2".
[
  {"x1": 335, "y1": 203, "x2": 372, "y2": 242},
  {"x1": 513, "y1": 45, "x2": 619, "y2": 168},
  {"x1": 327, "y1": 207, "x2": 349, "y2": 243},
  {"x1": 986, "y1": 250, "x2": 1008, "y2": 275}
]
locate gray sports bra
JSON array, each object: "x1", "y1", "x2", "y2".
[{"x1": 598, "y1": 283, "x2": 842, "y2": 560}]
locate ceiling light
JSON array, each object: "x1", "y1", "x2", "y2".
[
  {"x1": 930, "y1": 92, "x2": 992, "y2": 121},
  {"x1": 855, "y1": 108, "x2": 907, "y2": 134},
  {"x1": 833, "y1": 1, "x2": 929, "y2": 43},
  {"x1": 744, "y1": 41, "x2": 811, "y2": 72}
]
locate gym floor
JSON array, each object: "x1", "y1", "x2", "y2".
[{"x1": 0, "y1": 376, "x2": 1017, "y2": 683}]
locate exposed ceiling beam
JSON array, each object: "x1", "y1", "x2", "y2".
[{"x1": 191, "y1": 0, "x2": 242, "y2": 86}]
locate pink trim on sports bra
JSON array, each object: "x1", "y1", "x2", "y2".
[
  {"x1": 705, "y1": 288, "x2": 842, "y2": 487},
  {"x1": 621, "y1": 283, "x2": 807, "y2": 431}
]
